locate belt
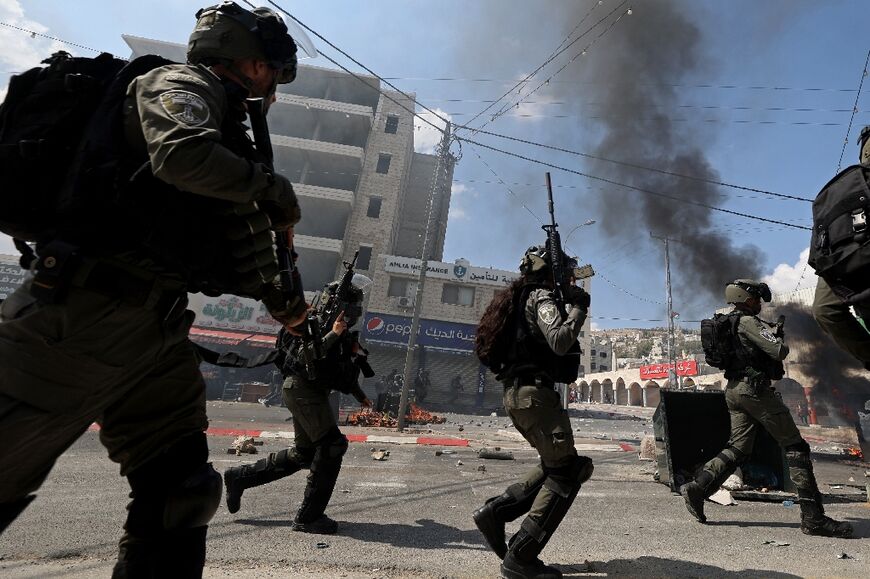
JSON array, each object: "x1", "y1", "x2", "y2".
[
  {"x1": 76, "y1": 261, "x2": 187, "y2": 319},
  {"x1": 505, "y1": 374, "x2": 555, "y2": 389}
]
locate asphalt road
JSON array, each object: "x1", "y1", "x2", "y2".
[{"x1": 1, "y1": 403, "x2": 868, "y2": 578}]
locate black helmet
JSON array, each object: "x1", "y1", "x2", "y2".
[
  {"x1": 321, "y1": 281, "x2": 364, "y2": 325},
  {"x1": 188, "y1": 2, "x2": 298, "y2": 83}
]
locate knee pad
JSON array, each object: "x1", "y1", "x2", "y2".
[
  {"x1": 163, "y1": 462, "x2": 222, "y2": 530},
  {"x1": 719, "y1": 445, "x2": 748, "y2": 466},
  {"x1": 272, "y1": 448, "x2": 313, "y2": 472},
  {"x1": 542, "y1": 456, "x2": 592, "y2": 497},
  {"x1": 315, "y1": 428, "x2": 349, "y2": 462},
  {"x1": 785, "y1": 448, "x2": 812, "y2": 469}
]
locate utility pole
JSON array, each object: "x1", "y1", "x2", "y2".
[
  {"x1": 397, "y1": 122, "x2": 452, "y2": 431},
  {"x1": 650, "y1": 233, "x2": 680, "y2": 389}
]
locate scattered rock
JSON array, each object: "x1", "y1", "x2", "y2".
[
  {"x1": 837, "y1": 552, "x2": 852, "y2": 560},
  {"x1": 456, "y1": 460, "x2": 464, "y2": 466},
  {"x1": 478, "y1": 448, "x2": 515, "y2": 460},
  {"x1": 477, "y1": 465, "x2": 486, "y2": 472},
  {"x1": 316, "y1": 542, "x2": 329, "y2": 549},
  {"x1": 638, "y1": 435, "x2": 656, "y2": 461},
  {"x1": 228, "y1": 436, "x2": 259, "y2": 456},
  {"x1": 708, "y1": 489, "x2": 736, "y2": 506},
  {"x1": 458, "y1": 425, "x2": 464, "y2": 432},
  {"x1": 761, "y1": 540, "x2": 790, "y2": 547},
  {"x1": 371, "y1": 450, "x2": 390, "y2": 461}
]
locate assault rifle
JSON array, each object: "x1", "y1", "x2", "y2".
[
  {"x1": 543, "y1": 172, "x2": 567, "y2": 308},
  {"x1": 318, "y1": 250, "x2": 360, "y2": 332},
  {"x1": 247, "y1": 97, "x2": 322, "y2": 379}
]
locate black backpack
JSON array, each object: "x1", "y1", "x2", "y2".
[
  {"x1": 0, "y1": 51, "x2": 171, "y2": 242},
  {"x1": 808, "y1": 164, "x2": 870, "y2": 305},
  {"x1": 700, "y1": 312, "x2": 743, "y2": 370}
]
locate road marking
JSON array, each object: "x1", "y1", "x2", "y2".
[{"x1": 355, "y1": 481, "x2": 408, "y2": 488}]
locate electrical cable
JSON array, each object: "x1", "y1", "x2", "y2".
[
  {"x1": 459, "y1": 136, "x2": 812, "y2": 230},
  {"x1": 0, "y1": 21, "x2": 104, "y2": 54},
  {"x1": 836, "y1": 48, "x2": 870, "y2": 172},
  {"x1": 462, "y1": 0, "x2": 622, "y2": 128}
]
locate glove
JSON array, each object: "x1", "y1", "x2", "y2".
[
  {"x1": 260, "y1": 282, "x2": 307, "y2": 327},
  {"x1": 566, "y1": 285, "x2": 591, "y2": 309},
  {"x1": 259, "y1": 170, "x2": 301, "y2": 231}
]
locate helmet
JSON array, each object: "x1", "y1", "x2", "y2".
[
  {"x1": 188, "y1": 2, "x2": 298, "y2": 83},
  {"x1": 859, "y1": 125, "x2": 870, "y2": 165},
  {"x1": 725, "y1": 279, "x2": 772, "y2": 304},
  {"x1": 519, "y1": 244, "x2": 582, "y2": 280},
  {"x1": 321, "y1": 281, "x2": 364, "y2": 325}
]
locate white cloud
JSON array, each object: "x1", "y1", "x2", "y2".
[
  {"x1": 413, "y1": 108, "x2": 451, "y2": 154},
  {"x1": 763, "y1": 247, "x2": 817, "y2": 295},
  {"x1": 590, "y1": 321, "x2": 601, "y2": 331},
  {"x1": 448, "y1": 183, "x2": 470, "y2": 221}
]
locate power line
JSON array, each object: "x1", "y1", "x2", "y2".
[
  {"x1": 264, "y1": 0, "x2": 451, "y2": 136},
  {"x1": 454, "y1": 126, "x2": 813, "y2": 202},
  {"x1": 457, "y1": 136, "x2": 812, "y2": 230},
  {"x1": 0, "y1": 21, "x2": 104, "y2": 54},
  {"x1": 470, "y1": 3, "x2": 632, "y2": 133},
  {"x1": 463, "y1": 0, "x2": 621, "y2": 128},
  {"x1": 836, "y1": 48, "x2": 870, "y2": 172}
]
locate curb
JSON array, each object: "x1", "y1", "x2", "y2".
[{"x1": 87, "y1": 424, "x2": 469, "y2": 447}]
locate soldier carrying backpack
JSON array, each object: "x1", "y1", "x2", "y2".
[
  {"x1": 0, "y1": 3, "x2": 313, "y2": 576},
  {"x1": 811, "y1": 126, "x2": 870, "y2": 368},
  {"x1": 685, "y1": 280, "x2": 851, "y2": 538}
]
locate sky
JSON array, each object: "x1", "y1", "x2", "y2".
[{"x1": 1, "y1": 0, "x2": 868, "y2": 330}]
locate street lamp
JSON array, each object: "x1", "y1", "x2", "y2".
[{"x1": 564, "y1": 219, "x2": 596, "y2": 245}]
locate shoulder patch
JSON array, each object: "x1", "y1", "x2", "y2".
[
  {"x1": 159, "y1": 89, "x2": 210, "y2": 126},
  {"x1": 538, "y1": 303, "x2": 558, "y2": 325},
  {"x1": 163, "y1": 72, "x2": 211, "y2": 88},
  {"x1": 759, "y1": 327, "x2": 778, "y2": 343}
]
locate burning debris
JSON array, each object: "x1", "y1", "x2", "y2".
[{"x1": 347, "y1": 402, "x2": 446, "y2": 428}]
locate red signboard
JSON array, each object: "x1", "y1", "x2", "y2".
[{"x1": 639, "y1": 360, "x2": 698, "y2": 380}]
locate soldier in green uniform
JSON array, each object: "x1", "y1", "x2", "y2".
[
  {"x1": 0, "y1": 3, "x2": 309, "y2": 576},
  {"x1": 812, "y1": 125, "x2": 870, "y2": 369},
  {"x1": 223, "y1": 282, "x2": 372, "y2": 534},
  {"x1": 681, "y1": 280, "x2": 852, "y2": 538},
  {"x1": 473, "y1": 246, "x2": 592, "y2": 579}
]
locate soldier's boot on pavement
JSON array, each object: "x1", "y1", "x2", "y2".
[
  {"x1": 292, "y1": 441, "x2": 345, "y2": 534},
  {"x1": 679, "y1": 469, "x2": 715, "y2": 524},
  {"x1": 473, "y1": 465, "x2": 548, "y2": 559},
  {"x1": 799, "y1": 500, "x2": 853, "y2": 538},
  {"x1": 0, "y1": 495, "x2": 35, "y2": 535},
  {"x1": 224, "y1": 448, "x2": 307, "y2": 514},
  {"x1": 500, "y1": 457, "x2": 591, "y2": 579},
  {"x1": 785, "y1": 445, "x2": 852, "y2": 538}
]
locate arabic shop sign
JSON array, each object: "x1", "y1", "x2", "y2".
[
  {"x1": 0, "y1": 257, "x2": 27, "y2": 300},
  {"x1": 639, "y1": 360, "x2": 699, "y2": 380},
  {"x1": 383, "y1": 255, "x2": 517, "y2": 287},
  {"x1": 362, "y1": 311, "x2": 477, "y2": 351},
  {"x1": 187, "y1": 293, "x2": 282, "y2": 335}
]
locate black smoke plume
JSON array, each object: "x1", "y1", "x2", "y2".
[{"x1": 772, "y1": 302, "x2": 870, "y2": 431}]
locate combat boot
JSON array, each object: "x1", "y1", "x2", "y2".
[
  {"x1": 679, "y1": 481, "x2": 707, "y2": 523},
  {"x1": 800, "y1": 501, "x2": 852, "y2": 538},
  {"x1": 224, "y1": 449, "x2": 306, "y2": 514},
  {"x1": 473, "y1": 465, "x2": 550, "y2": 559},
  {"x1": 500, "y1": 552, "x2": 562, "y2": 579},
  {"x1": 291, "y1": 514, "x2": 338, "y2": 534}
]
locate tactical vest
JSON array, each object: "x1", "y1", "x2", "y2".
[
  {"x1": 279, "y1": 330, "x2": 362, "y2": 392},
  {"x1": 61, "y1": 67, "x2": 278, "y2": 298},
  {"x1": 500, "y1": 284, "x2": 581, "y2": 384},
  {"x1": 721, "y1": 313, "x2": 785, "y2": 382}
]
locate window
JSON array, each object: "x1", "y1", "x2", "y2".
[
  {"x1": 441, "y1": 283, "x2": 475, "y2": 306},
  {"x1": 366, "y1": 196, "x2": 382, "y2": 218},
  {"x1": 376, "y1": 153, "x2": 392, "y2": 174},
  {"x1": 591, "y1": 362, "x2": 597, "y2": 370},
  {"x1": 384, "y1": 115, "x2": 399, "y2": 134},
  {"x1": 388, "y1": 277, "x2": 415, "y2": 297},
  {"x1": 356, "y1": 246, "x2": 372, "y2": 270},
  {"x1": 579, "y1": 330, "x2": 585, "y2": 338},
  {"x1": 600, "y1": 351, "x2": 608, "y2": 358},
  {"x1": 591, "y1": 350, "x2": 597, "y2": 356},
  {"x1": 579, "y1": 365, "x2": 585, "y2": 375},
  {"x1": 599, "y1": 365, "x2": 608, "y2": 372}
]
